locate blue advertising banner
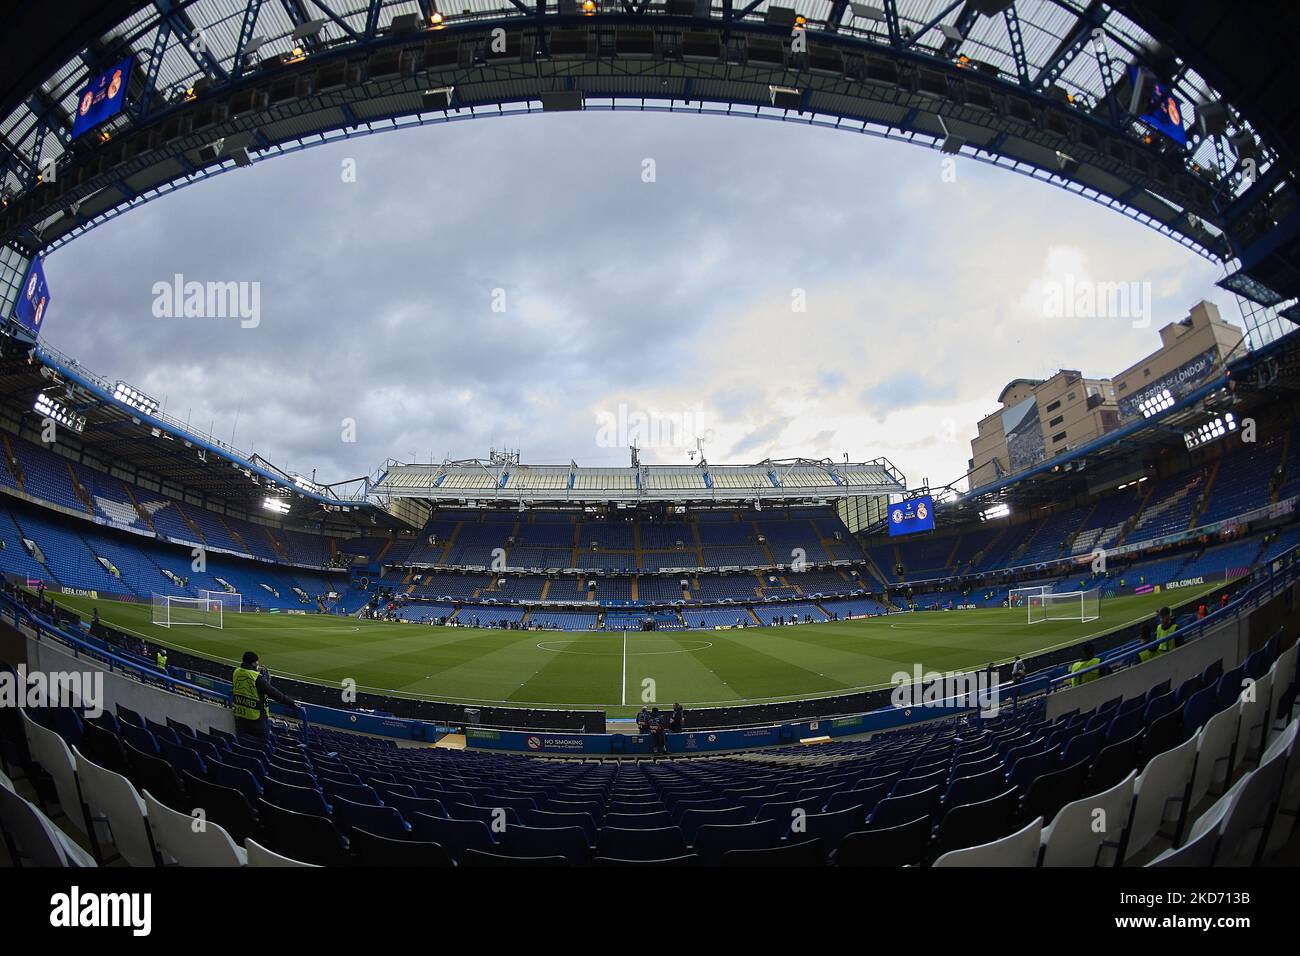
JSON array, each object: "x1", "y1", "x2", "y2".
[
  {"x1": 12, "y1": 257, "x2": 50, "y2": 337},
  {"x1": 1118, "y1": 347, "x2": 1217, "y2": 422},
  {"x1": 888, "y1": 495, "x2": 935, "y2": 537},
  {"x1": 72, "y1": 57, "x2": 133, "y2": 138}
]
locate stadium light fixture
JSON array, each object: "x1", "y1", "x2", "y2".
[
  {"x1": 1054, "y1": 150, "x2": 1080, "y2": 175},
  {"x1": 769, "y1": 85, "x2": 802, "y2": 111},
  {"x1": 1184, "y1": 413, "x2": 1236, "y2": 450},
  {"x1": 291, "y1": 18, "x2": 325, "y2": 41},
  {"x1": 850, "y1": 4, "x2": 887, "y2": 22},
  {"x1": 1138, "y1": 388, "x2": 1175, "y2": 418},
  {"x1": 290, "y1": 473, "x2": 326, "y2": 496},
  {"x1": 980, "y1": 503, "x2": 1010, "y2": 521},
  {"x1": 263, "y1": 496, "x2": 290, "y2": 514},
  {"x1": 422, "y1": 87, "x2": 454, "y2": 110},
  {"x1": 113, "y1": 381, "x2": 159, "y2": 416},
  {"x1": 33, "y1": 392, "x2": 85, "y2": 433},
  {"x1": 936, "y1": 115, "x2": 963, "y2": 154}
]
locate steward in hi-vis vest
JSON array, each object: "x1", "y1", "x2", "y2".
[
  {"x1": 155, "y1": 649, "x2": 168, "y2": 671},
  {"x1": 1069, "y1": 642, "x2": 1103, "y2": 687},
  {"x1": 1155, "y1": 607, "x2": 1178, "y2": 654},
  {"x1": 232, "y1": 651, "x2": 300, "y2": 739}
]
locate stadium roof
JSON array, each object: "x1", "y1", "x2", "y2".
[
  {"x1": 0, "y1": 332, "x2": 393, "y2": 524},
  {"x1": 370, "y1": 455, "x2": 906, "y2": 505},
  {"x1": 0, "y1": 0, "x2": 1292, "y2": 285}
]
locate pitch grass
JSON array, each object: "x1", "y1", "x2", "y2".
[{"x1": 48, "y1": 586, "x2": 1225, "y2": 716}]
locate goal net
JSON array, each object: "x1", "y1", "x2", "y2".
[
  {"x1": 1008, "y1": 584, "x2": 1050, "y2": 608},
  {"x1": 201, "y1": 589, "x2": 242, "y2": 614},
  {"x1": 1027, "y1": 588, "x2": 1100, "y2": 624},
  {"x1": 151, "y1": 593, "x2": 224, "y2": 629}
]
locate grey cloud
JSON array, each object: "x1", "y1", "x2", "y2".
[{"x1": 39, "y1": 111, "x2": 1224, "y2": 485}]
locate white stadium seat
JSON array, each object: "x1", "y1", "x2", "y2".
[
  {"x1": 932, "y1": 817, "x2": 1042, "y2": 867},
  {"x1": 73, "y1": 746, "x2": 156, "y2": 868},
  {"x1": 1236, "y1": 671, "x2": 1273, "y2": 768},
  {"x1": 1125, "y1": 732, "x2": 1197, "y2": 863},
  {"x1": 143, "y1": 790, "x2": 246, "y2": 867},
  {"x1": 245, "y1": 837, "x2": 320, "y2": 867},
  {"x1": 19, "y1": 708, "x2": 87, "y2": 839},
  {"x1": 0, "y1": 773, "x2": 96, "y2": 868},
  {"x1": 1040, "y1": 770, "x2": 1136, "y2": 867},
  {"x1": 1190, "y1": 705, "x2": 1237, "y2": 810}
]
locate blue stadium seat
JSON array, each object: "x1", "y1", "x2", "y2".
[
  {"x1": 411, "y1": 813, "x2": 497, "y2": 863},
  {"x1": 503, "y1": 825, "x2": 591, "y2": 864},
  {"x1": 836, "y1": 816, "x2": 931, "y2": 867},
  {"x1": 596, "y1": 826, "x2": 688, "y2": 861},
  {"x1": 330, "y1": 795, "x2": 408, "y2": 839},
  {"x1": 261, "y1": 779, "x2": 330, "y2": 816}
]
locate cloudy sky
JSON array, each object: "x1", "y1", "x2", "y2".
[{"x1": 42, "y1": 109, "x2": 1232, "y2": 492}]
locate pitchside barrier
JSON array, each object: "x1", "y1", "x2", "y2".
[{"x1": 460, "y1": 700, "x2": 983, "y2": 756}]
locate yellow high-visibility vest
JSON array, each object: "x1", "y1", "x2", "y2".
[
  {"x1": 231, "y1": 667, "x2": 264, "y2": 721},
  {"x1": 1070, "y1": 657, "x2": 1102, "y2": 687},
  {"x1": 1155, "y1": 621, "x2": 1177, "y2": 653}
]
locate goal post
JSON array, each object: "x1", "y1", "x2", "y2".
[
  {"x1": 151, "y1": 593, "x2": 224, "y2": 629},
  {"x1": 1008, "y1": 584, "x2": 1050, "y2": 609},
  {"x1": 1027, "y1": 587, "x2": 1100, "y2": 624},
  {"x1": 201, "y1": 589, "x2": 242, "y2": 615}
]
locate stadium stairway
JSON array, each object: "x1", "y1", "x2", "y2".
[
  {"x1": 65, "y1": 463, "x2": 95, "y2": 518},
  {"x1": 1189, "y1": 459, "x2": 1223, "y2": 531}
]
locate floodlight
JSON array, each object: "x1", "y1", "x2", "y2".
[
  {"x1": 1138, "y1": 388, "x2": 1175, "y2": 418},
  {"x1": 263, "y1": 496, "x2": 290, "y2": 514},
  {"x1": 34, "y1": 392, "x2": 85, "y2": 433},
  {"x1": 1184, "y1": 413, "x2": 1237, "y2": 450},
  {"x1": 113, "y1": 381, "x2": 159, "y2": 416},
  {"x1": 291, "y1": 19, "x2": 326, "y2": 41}
]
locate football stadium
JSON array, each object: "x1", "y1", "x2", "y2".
[{"x1": 0, "y1": 0, "x2": 1298, "y2": 913}]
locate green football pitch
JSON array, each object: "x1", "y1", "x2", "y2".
[{"x1": 46, "y1": 586, "x2": 1225, "y2": 716}]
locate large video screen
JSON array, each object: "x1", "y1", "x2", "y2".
[
  {"x1": 1129, "y1": 65, "x2": 1187, "y2": 147},
  {"x1": 888, "y1": 495, "x2": 935, "y2": 537},
  {"x1": 72, "y1": 57, "x2": 133, "y2": 139},
  {"x1": 12, "y1": 257, "x2": 50, "y2": 337}
]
